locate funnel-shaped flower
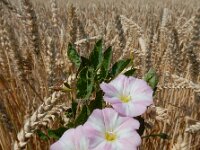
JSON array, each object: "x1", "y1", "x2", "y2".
[
  {"x1": 84, "y1": 108, "x2": 141, "y2": 150},
  {"x1": 100, "y1": 75, "x2": 153, "y2": 117},
  {"x1": 50, "y1": 125, "x2": 89, "y2": 150}
]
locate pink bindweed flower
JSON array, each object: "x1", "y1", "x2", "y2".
[
  {"x1": 100, "y1": 74, "x2": 153, "y2": 117},
  {"x1": 84, "y1": 108, "x2": 141, "y2": 150},
  {"x1": 50, "y1": 125, "x2": 89, "y2": 150}
]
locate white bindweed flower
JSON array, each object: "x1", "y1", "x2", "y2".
[
  {"x1": 84, "y1": 108, "x2": 141, "y2": 150},
  {"x1": 50, "y1": 125, "x2": 89, "y2": 150},
  {"x1": 100, "y1": 74, "x2": 153, "y2": 117}
]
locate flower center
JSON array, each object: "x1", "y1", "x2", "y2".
[
  {"x1": 105, "y1": 131, "x2": 116, "y2": 141},
  {"x1": 120, "y1": 95, "x2": 131, "y2": 103}
]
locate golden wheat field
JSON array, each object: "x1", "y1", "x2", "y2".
[{"x1": 0, "y1": 0, "x2": 200, "y2": 149}]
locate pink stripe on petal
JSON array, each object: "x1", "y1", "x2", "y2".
[
  {"x1": 103, "y1": 96, "x2": 121, "y2": 104},
  {"x1": 102, "y1": 108, "x2": 119, "y2": 131},
  {"x1": 112, "y1": 103, "x2": 128, "y2": 116},
  {"x1": 110, "y1": 75, "x2": 126, "y2": 92},
  {"x1": 112, "y1": 102, "x2": 147, "y2": 117},
  {"x1": 133, "y1": 94, "x2": 153, "y2": 106},
  {"x1": 115, "y1": 118, "x2": 140, "y2": 132},
  {"x1": 121, "y1": 76, "x2": 131, "y2": 95},
  {"x1": 88, "y1": 135, "x2": 105, "y2": 149},
  {"x1": 85, "y1": 109, "x2": 106, "y2": 132},
  {"x1": 129, "y1": 78, "x2": 151, "y2": 93},
  {"x1": 100, "y1": 83, "x2": 119, "y2": 96},
  {"x1": 84, "y1": 124, "x2": 104, "y2": 137}
]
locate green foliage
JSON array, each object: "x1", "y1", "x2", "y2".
[
  {"x1": 71, "y1": 100, "x2": 78, "y2": 119},
  {"x1": 74, "y1": 105, "x2": 89, "y2": 127},
  {"x1": 37, "y1": 127, "x2": 68, "y2": 140},
  {"x1": 77, "y1": 67, "x2": 95, "y2": 99},
  {"x1": 100, "y1": 46, "x2": 112, "y2": 79},
  {"x1": 124, "y1": 68, "x2": 136, "y2": 76},
  {"x1": 48, "y1": 127, "x2": 68, "y2": 140},
  {"x1": 89, "y1": 39, "x2": 103, "y2": 70},
  {"x1": 67, "y1": 43, "x2": 81, "y2": 68},
  {"x1": 143, "y1": 68, "x2": 158, "y2": 91},
  {"x1": 89, "y1": 91, "x2": 103, "y2": 112},
  {"x1": 77, "y1": 57, "x2": 90, "y2": 75},
  {"x1": 110, "y1": 59, "x2": 131, "y2": 77},
  {"x1": 36, "y1": 130, "x2": 49, "y2": 141},
  {"x1": 65, "y1": 100, "x2": 78, "y2": 119}
]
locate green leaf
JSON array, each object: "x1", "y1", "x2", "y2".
[
  {"x1": 66, "y1": 122, "x2": 75, "y2": 128},
  {"x1": 77, "y1": 57, "x2": 90, "y2": 76},
  {"x1": 67, "y1": 43, "x2": 81, "y2": 68},
  {"x1": 72, "y1": 100, "x2": 78, "y2": 119},
  {"x1": 143, "y1": 68, "x2": 155, "y2": 81},
  {"x1": 110, "y1": 59, "x2": 131, "y2": 77},
  {"x1": 74, "y1": 105, "x2": 89, "y2": 127},
  {"x1": 89, "y1": 39, "x2": 103, "y2": 70},
  {"x1": 48, "y1": 127, "x2": 68, "y2": 139},
  {"x1": 100, "y1": 46, "x2": 112, "y2": 79},
  {"x1": 124, "y1": 68, "x2": 136, "y2": 76},
  {"x1": 77, "y1": 67, "x2": 95, "y2": 99},
  {"x1": 143, "y1": 68, "x2": 158, "y2": 90},
  {"x1": 89, "y1": 91, "x2": 103, "y2": 112},
  {"x1": 36, "y1": 130, "x2": 49, "y2": 141},
  {"x1": 65, "y1": 108, "x2": 73, "y2": 118},
  {"x1": 65, "y1": 100, "x2": 78, "y2": 119},
  {"x1": 149, "y1": 76, "x2": 158, "y2": 89}
]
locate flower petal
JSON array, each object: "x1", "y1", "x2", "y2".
[
  {"x1": 84, "y1": 109, "x2": 106, "y2": 133},
  {"x1": 100, "y1": 82, "x2": 119, "y2": 97},
  {"x1": 103, "y1": 96, "x2": 121, "y2": 104},
  {"x1": 84, "y1": 108, "x2": 141, "y2": 150},
  {"x1": 50, "y1": 126, "x2": 89, "y2": 150},
  {"x1": 101, "y1": 75, "x2": 153, "y2": 117},
  {"x1": 115, "y1": 117, "x2": 140, "y2": 132},
  {"x1": 112, "y1": 102, "x2": 147, "y2": 117},
  {"x1": 129, "y1": 78, "x2": 152, "y2": 95},
  {"x1": 109, "y1": 75, "x2": 127, "y2": 92},
  {"x1": 50, "y1": 141, "x2": 73, "y2": 150},
  {"x1": 133, "y1": 92, "x2": 153, "y2": 106},
  {"x1": 92, "y1": 141, "x2": 117, "y2": 150},
  {"x1": 118, "y1": 131, "x2": 141, "y2": 150}
]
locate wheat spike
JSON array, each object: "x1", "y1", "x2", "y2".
[
  {"x1": 68, "y1": 4, "x2": 77, "y2": 44},
  {"x1": 0, "y1": 96, "x2": 13, "y2": 132},
  {"x1": 14, "y1": 92, "x2": 63, "y2": 150},
  {"x1": 20, "y1": 0, "x2": 41, "y2": 56},
  {"x1": 172, "y1": 134, "x2": 189, "y2": 150},
  {"x1": 50, "y1": 0, "x2": 59, "y2": 28},
  {"x1": 0, "y1": 0, "x2": 22, "y2": 17},
  {"x1": 115, "y1": 15, "x2": 126, "y2": 52},
  {"x1": 185, "y1": 121, "x2": 200, "y2": 133},
  {"x1": 38, "y1": 104, "x2": 69, "y2": 127}
]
